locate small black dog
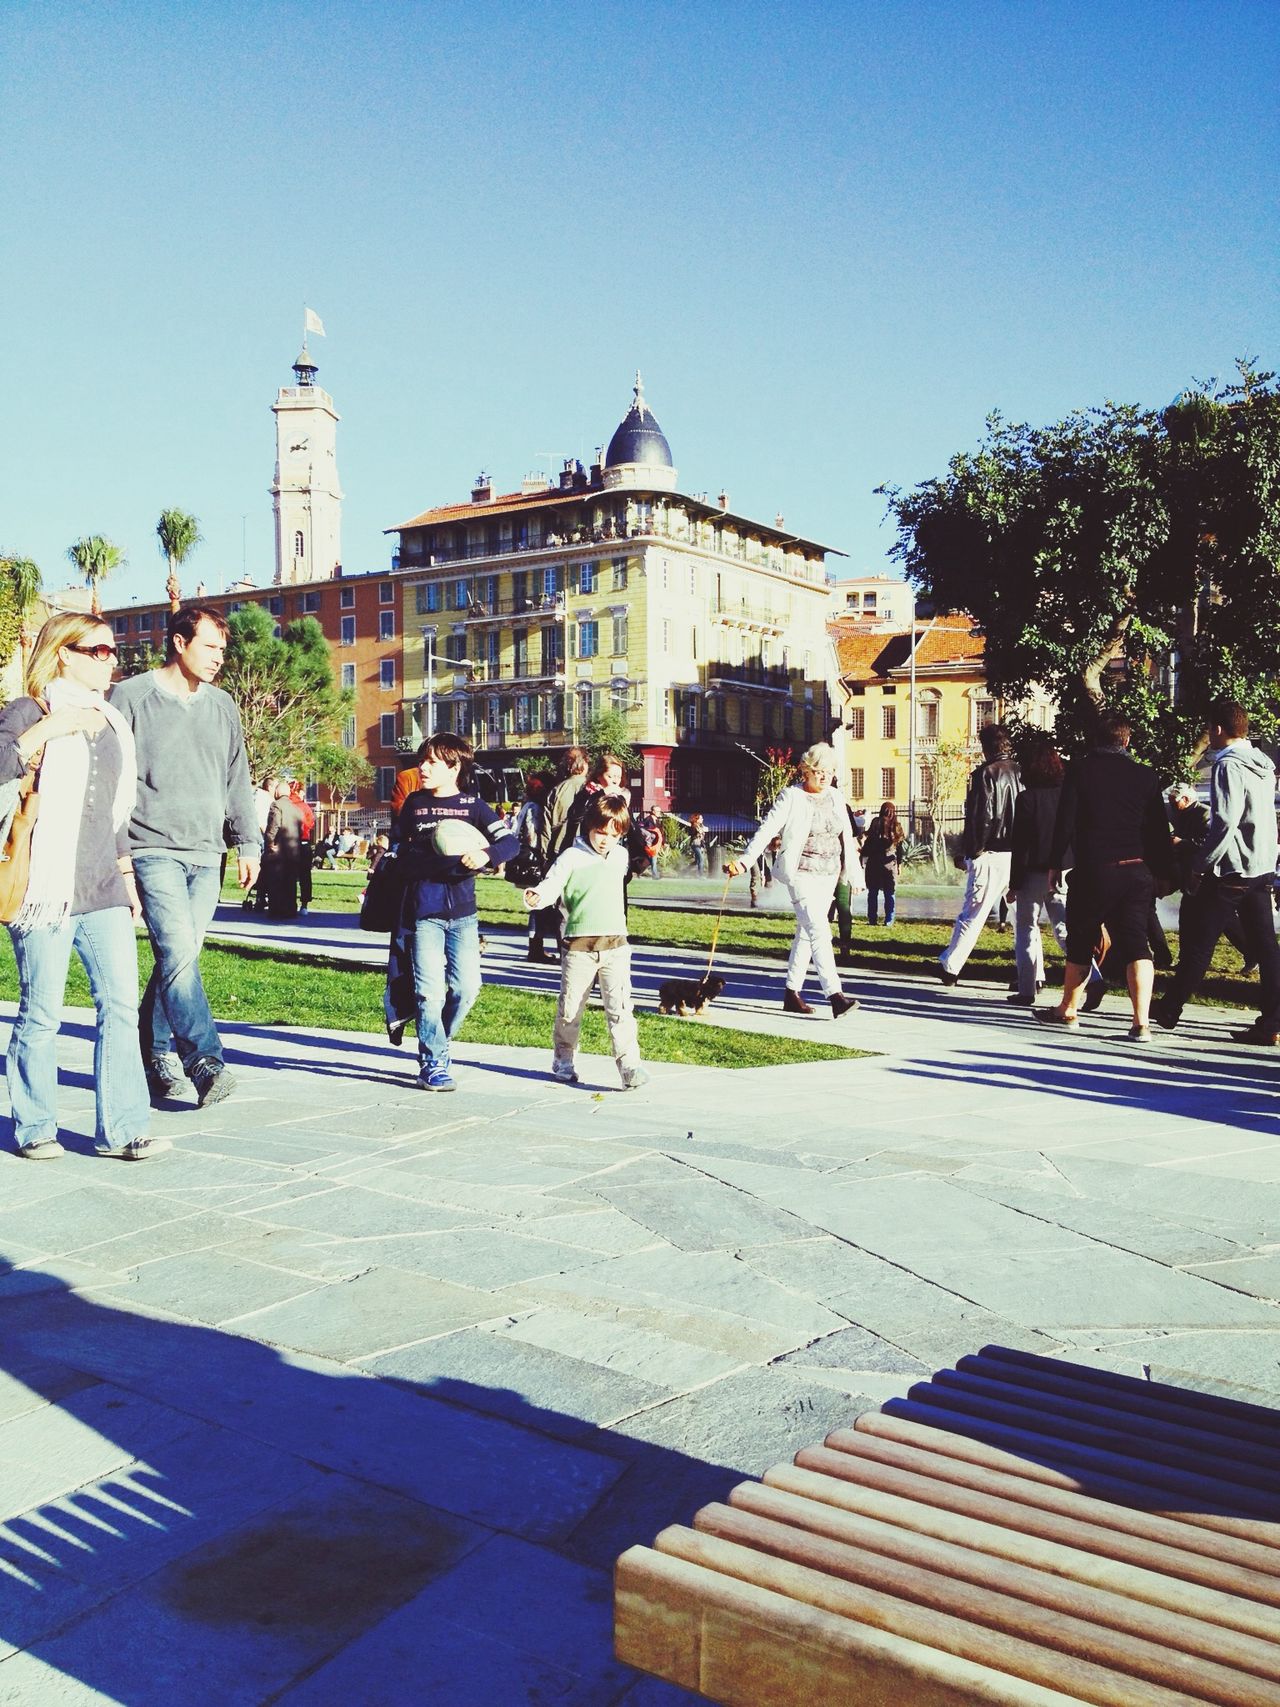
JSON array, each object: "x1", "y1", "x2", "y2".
[{"x1": 657, "y1": 973, "x2": 726, "y2": 1017}]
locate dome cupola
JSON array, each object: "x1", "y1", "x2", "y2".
[{"x1": 602, "y1": 373, "x2": 677, "y2": 489}]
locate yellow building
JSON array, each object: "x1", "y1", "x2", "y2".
[
  {"x1": 392, "y1": 379, "x2": 841, "y2": 814},
  {"x1": 831, "y1": 614, "x2": 1054, "y2": 828}
]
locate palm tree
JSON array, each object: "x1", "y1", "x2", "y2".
[
  {"x1": 0, "y1": 555, "x2": 43, "y2": 672},
  {"x1": 67, "y1": 536, "x2": 125, "y2": 615},
  {"x1": 156, "y1": 508, "x2": 202, "y2": 611}
]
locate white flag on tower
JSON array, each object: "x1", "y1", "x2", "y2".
[{"x1": 304, "y1": 308, "x2": 326, "y2": 337}]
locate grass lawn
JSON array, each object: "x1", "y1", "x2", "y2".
[{"x1": 0, "y1": 936, "x2": 869, "y2": 1070}]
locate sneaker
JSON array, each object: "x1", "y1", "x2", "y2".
[
  {"x1": 830, "y1": 993, "x2": 859, "y2": 1018},
  {"x1": 620, "y1": 1065, "x2": 650, "y2": 1091},
  {"x1": 94, "y1": 1136, "x2": 172, "y2": 1161},
  {"x1": 551, "y1": 1060, "x2": 579, "y2": 1084},
  {"x1": 146, "y1": 1055, "x2": 186, "y2": 1105},
  {"x1": 1005, "y1": 994, "x2": 1036, "y2": 1007},
  {"x1": 1033, "y1": 1007, "x2": 1079, "y2": 1030},
  {"x1": 1124, "y1": 1023, "x2": 1152, "y2": 1043},
  {"x1": 418, "y1": 1060, "x2": 457, "y2": 1092},
  {"x1": 189, "y1": 1056, "x2": 235, "y2": 1108},
  {"x1": 16, "y1": 1137, "x2": 62, "y2": 1160}
]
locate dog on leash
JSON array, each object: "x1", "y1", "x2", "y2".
[{"x1": 657, "y1": 973, "x2": 726, "y2": 1017}]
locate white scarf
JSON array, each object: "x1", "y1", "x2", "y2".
[{"x1": 13, "y1": 677, "x2": 137, "y2": 933}]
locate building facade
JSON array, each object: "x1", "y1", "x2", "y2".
[
  {"x1": 391, "y1": 379, "x2": 841, "y2": 815},
  {"x1": 831, "y1": 614, "x2": 1055, "y2": 825}
]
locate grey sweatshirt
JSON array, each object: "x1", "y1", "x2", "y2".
[
  {"x1": 1197, "y1": 740, "x2": 1278, "y2": 880},
  {"x1": 109, "y1": 671, "x2": 258, "y2": 863}
]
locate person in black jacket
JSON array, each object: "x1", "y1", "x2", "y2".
[
  {"x1": 938, "y1": 723, "x2": 1023, "y2": 986},
  {"x1": 1006, "y1": 737, "x2": 1068, "y2": 1005},
  {"x1": 1037, "y1": 711, "x2": 1174, "y2": 1041}
]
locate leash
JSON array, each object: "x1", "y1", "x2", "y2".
[{"x1": 702, "y1": 869, "x2": 735, "y2": 980}]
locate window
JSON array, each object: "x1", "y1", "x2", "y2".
[
  {"x1": 487, "y1": 697, "x2": 501, "y2": 734},
  {"x1": 486, "y1": 630, "x2": 500, "y2": 669},
  {"x1": 268, "y1": 596, "x2": 282, "y2": 616},
  {"x1": 340, "y1": 616, "x2": 355, "y2": 646},
  {"x1": 975, "y1": 697, "x2": 996, "y2": 729},
  {"x1": 342, "y1": 715, "x2": 356, "y2": 749},
  {"x1": 415, "y1": 583, "x2": 441, "y2": 615},
  {"x1": 513, "y1": 632, "x2": 529, "y2": 677},
  {"x1": 684, "y1": 694, "x2": 698, "y2": 731},
  {"x1": 539, "y1": 625, "x2": 562, "y2": 675},
  {"x1": 380, "y1": 713, "x2": 397, "y2": 748},
  {"x1": 578, "y1": 619, "x2": 599, "y2": 658},
  {"x1": 688, "y1": 564, "x2": 696, "y2": 595},
  {"x1": 612, "y1": 612, "x2": 628, "y2": 655},
  {"x1": 137, "y1": 612, "x2": 152, "y2": 632},
  {"x1": 380, "y1": 658, "x2": 396, "y2": 691},
  {"x1": 379, "y1": 610, "x2": 395, "y2": 641},
  {"x1": 515, "y1": 694, "x2": 531, "y2": 734},
  {"x1": 304, "y1": 778, "x2": 318, "y2": 805},
  {"x1": 863, "y1": 592, "x2": 877, "y2": 610},
  {"x1": 340, "y1": 587, "x2": 355, "y2": 610},
  {"x1": 850, "y1": 767, "x2": 865, "y2": 800},
  {"x1": 341, "y1": 662, "x2": 356, "y2": 689},
  {"x1": 294, "y1": 531, "x2": 304, "y2": 558},
  {"x1": 379, "y1": 581, "x2": 394, "y2": 604},
  {"x1": 444, "y1": 633, "x2": 466, "y2": 663},
  {"x1": 881, "y1": 704, "x2": 897, "y2": 740},
  {"x1": 662, "y1": 619, "x2": 671, "y2": 651},
  {"x1": 377, "y1": 766, "x2": 396, "y2": 802},
  {"x1": 918, "y1": 760, "x2": 936, "y2": 801},
  {"x1": 301, "y1": 591, "x2": 321, "y2": 614},
  {"x1": 113, "y1": 616, "x2": 128, "y2": 637},
  {"x1": 611, "y1": 557, "x2": 628, "y2": 591},
  {"x1": 847, "y1": 707, "x2": 865, "y2": 740},
  {"x1": 450, "y1": 580, "x2": 467, "y2": 610},
  {"x1": 578, "y1": 561, "x2": 594, "y2": 594},
  {"x1": 918, "y1": 696, "x2": 940, "y2": 739},
  {"x1": 881, "y1": 767, "x2": 896, "y2": 798},
  {"x1": 512, "y1": 570, "x2": 528, "y2": 608},
  {"x1": 541, "y1": 564, "x2": 562, "y2": 599}
]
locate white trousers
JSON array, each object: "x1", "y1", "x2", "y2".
[
  {"x1": 939, "y1": 852, "x2": 1012, "y2": 976},
  {"x1": 787, "y1": 873, "x2": 842, "y2": 999},
  {"x1": 554, "y1": 942, "x2": 640, "y2": 1075}
]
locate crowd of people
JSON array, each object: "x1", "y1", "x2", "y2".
[{"x1": 3, "y1": 600, "x2": 1277, "y2": 1157}]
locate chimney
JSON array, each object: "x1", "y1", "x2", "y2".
[
  {"x1": 471, "y1": 471, "x2": 493, "y2": 503},
  {"x1": 774, "y1": 513, "x2": 785, "y2": 529},
  {"x1": 559, "y1": 458, "x2": 576, "y2": 492},
  {"x1": 718, "y1": 490, "x2": 730, "y2": 511}
]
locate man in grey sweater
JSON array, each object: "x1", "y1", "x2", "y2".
[
  {"x1": 1153, "y1": 699, "x2": 1280, "y2": 1044},
  {"x1": 111, "y1": 606, "x2": 259, "y2": 1105}
]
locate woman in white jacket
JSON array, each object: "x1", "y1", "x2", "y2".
[{"x1": 729, "y1": 744, "x2": 863, "y2": 1017}]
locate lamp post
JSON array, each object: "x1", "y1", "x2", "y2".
[
  {"x1": 907, "y1": 592, "x2": 917, "y2": 840},
  {"x1": 419, "y1": 626, "x2": 476, "y2": 741}
]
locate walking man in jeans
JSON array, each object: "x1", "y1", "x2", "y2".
[
  {"x1": 1153, "y1": 700, "x2": 1280, "y2": 1045},
  {"x1": 111, "y1": 606, "x2": 259, "y2": 1106}
]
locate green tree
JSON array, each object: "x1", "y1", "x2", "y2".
[
  {"x1": 311, "y1": 741, "x2": 374, "y2": 813},
  {"x1": 67, "y1": 535, "x2": 125, "y2": 615},
  {"x1": 156, "y1": 508, "x2": 202, "y2": 610},
  {"x1": 0, "y1": 555, "x2": 43, "y2": 673},
  {"x1": 880, "y1": 364, "x2": 1280, "y2": 773},
  {"x1": 755, "y1": 745, "x2": 796, "y2": 817},
  {"x1": 580, "y1": 706, "x2": 639, "y2": 769},
  {"x1": 219, "y1": 605, "x2": 352, "y2": 780}
]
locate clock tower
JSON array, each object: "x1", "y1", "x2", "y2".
[{"x1": 271, "y1": 344, "x2": 343, "y2": 585}]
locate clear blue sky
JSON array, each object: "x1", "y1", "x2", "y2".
[{"x1": 3, "y1": 0, "x2": 1276, "y2": 607}]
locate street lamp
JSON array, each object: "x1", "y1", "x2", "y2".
[{"x1": 419, "y1": 626, "x2": 476, "y2": 740}]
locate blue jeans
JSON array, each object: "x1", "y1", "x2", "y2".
[
  {"x1": 6, "y1": 906, "x2": 150, "y2": 1151},
  {"x1": 410, "y1": 914, "x2": 481, "y2": 1071},
  {"x1": 133, "y1": 855, "x2": 224, "y2": 1070},
  {"x1": 867, "y1": 872, "x2": 896, "y2": 925}
]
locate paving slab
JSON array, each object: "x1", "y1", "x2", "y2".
[{"x1": 4, "y1": 960, "x2": 1280, "y2": 1702}]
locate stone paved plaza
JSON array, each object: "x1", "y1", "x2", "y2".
[{"x1": 1, "y1": 914, "x2": 1278, "y2": 1704}]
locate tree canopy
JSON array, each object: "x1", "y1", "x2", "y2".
[
  {"x1": 580, "y1": 706, "x2": 639, "y2": 769},
  {"x1": 156, "y1": 508, "x2": 202, "y2": 609},
  {"x1": 219, "y1": 605, "x2": 353, "y2": 782},
  {"x1": 0, "y1": 555, "x2": 43, "y2": 672},
  {"x1": 880, "y1": 364, "x2": 1280, "y2": 773},
  {"x1": 67, "y1": 536, "x2": 125, "y2": 615}
]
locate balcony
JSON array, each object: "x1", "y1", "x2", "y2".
[
  {"x1": 711, "y1": 600, "x2": 788, "y2": 634},
  {"x1": 706, "y1": 661, "x2": 793, "y2": 695}
]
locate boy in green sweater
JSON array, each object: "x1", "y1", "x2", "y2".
[{"x1": 522, "y1": 790, "x2": 649, "y2": 1090}]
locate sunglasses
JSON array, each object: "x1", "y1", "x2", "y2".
[{"x1": 69, "y1": 644, "x2": 119, "y2": 662}]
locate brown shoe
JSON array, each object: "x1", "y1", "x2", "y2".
[
  {"x1": 830, "y1": 993, "x2": 859, "y2": 1019},
  {"x1": 782, "y1": 987, "x2": 815, "y2": 1015}
]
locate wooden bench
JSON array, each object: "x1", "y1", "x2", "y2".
[{"x1": 615, "y1": 1345, "x2": 1280, "y2": 1705}]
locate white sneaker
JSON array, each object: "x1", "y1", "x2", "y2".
[{"x1": 620, "y1": 1065, "x2": 650, "y2": 1091}]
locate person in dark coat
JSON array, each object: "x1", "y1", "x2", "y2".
[
  {"x1": 262, "y1": 781, "x2": 306, "y2": 919},
  {"x1": 1006, "y1": 737, "x2": 1068, "y2": 1005},
  {"x1": 1037, "y1": 711, "x2": 1175, "y2": 1041}
]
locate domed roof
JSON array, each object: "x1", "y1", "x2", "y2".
[{"x1": 605, "y1": 374, "x2": 673, "y2": 470}]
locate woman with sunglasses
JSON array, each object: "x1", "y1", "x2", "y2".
[{"x1": 0, "y1": 613, "x2": 160, "y2": 1160}]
